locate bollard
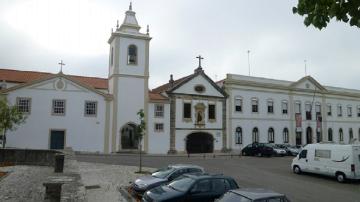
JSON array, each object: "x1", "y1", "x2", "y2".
[{"x1": 54, "y1": 154, "x2": 65, "y2": 173}]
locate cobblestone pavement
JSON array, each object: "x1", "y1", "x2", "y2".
[
  {"x1": 0, "y1": 165, "x2": 53, "y2": 202},
  {"x1": 78, "y1": 162, "x2": 155, "y2": 202}
]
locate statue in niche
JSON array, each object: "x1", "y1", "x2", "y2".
[{"x1": 197, "y1": 111, "x2": 203, "y2": 123}]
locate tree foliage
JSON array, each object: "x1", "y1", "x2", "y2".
[
  {"x1": 293, "y1": 0, "x2": 360, "y2": 29},
  {"x1": 0, "y1": 98, "x2": 27, "y2": 148}
]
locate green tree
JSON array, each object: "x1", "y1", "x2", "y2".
[
  {"x1": 293, "y1": 0, "x2": 360, "y2": 29},
  {"x1": 0, "y1": 98, "x2": 27, "y2": 148},
  {"x1": 135, "y1": 109, "x2": 146, "y2": 173}
]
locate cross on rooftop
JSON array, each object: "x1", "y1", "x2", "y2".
[
  {"x1": 196, "y1": 55, "x2": 204, "y2": 68},
  {"x1": 58, "y1": 60, "x2": 65, "y2": 73}
]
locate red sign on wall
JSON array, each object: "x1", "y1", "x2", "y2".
[{"x1": 295, "y1": 113, "x2": 302, "y2": 128}]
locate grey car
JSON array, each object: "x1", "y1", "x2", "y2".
[
  {"x1": 130, "y1": 164, "x2": 204, "y2": 197},
  {"x1": 217, "y1": 188, "x2": 290, "y2": 202}
]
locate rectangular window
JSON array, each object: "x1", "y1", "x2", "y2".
[
  {"x1": 16, "y1": 97, "x2": 31, "y2": 114},
  {"x1": 327, "y1": 104, "x2": 332, "y2": 116},
  {"x1": 52, "y1": 99, "x2": 66, "y2": 115},
  {"x1": 315, "y1": 149, "x2": 331, "y2": 159},
  {"x1": 267, "y1": 100, "x2": 274, "y2": 113},
  {"x1": 251, "y1": 99, "x2": 258, "y2": 113},
  {"x1": 315, "y1": 104, "x2": 321, "y2": 113},
  {"x1": 347, "y1": 106, "x2": 352, "y2": 117},
  {"x1": 282, "y1": 101, "x2": 288, "y2": 114},
  {"x1": 305, "y1": 103, "x2": 312, "y2": 120},
  {"x1": 84, "y1": 101, "x2": 97, "y2": 116},
  {"x1": 208, "y1": 104, "x2": 216, "y2": 120},
  {"x1": 183, "y1": 103, "x2": 191, "y2": 119},
  {"x1": 154, "y1": 104, "x2": 164, "y2": 118},
  {"x1": 234, "y1": 98, "x2": 242, "y2": 112},
  {"x1": 337, "y1": 105, "x2": 342, "y2": 117},
  {"x1": 357, "y1": 106, "x2": 360, "y2": 117},
  {"x1": 295, "y1": 102, "x2": 301, "y2": 114},
  {"x1": 154, "y1": 123, "x2": 164, "y2": 132}
]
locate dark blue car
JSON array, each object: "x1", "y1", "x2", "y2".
[{"x1": 142, "y1": 173, "x2": 239, "y2": 202}]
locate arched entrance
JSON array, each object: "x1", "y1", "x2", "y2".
[
  {"x1": 120, "y1": 123, "x2": 138, "y2": 150},
  {"x1": 306, "y1": 127, "x2": 313, "y2": 144},
  {"x1": 186, "y1": 133, "x2": 214, "y2": 153}
]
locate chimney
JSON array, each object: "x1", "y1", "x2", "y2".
[{"x1": 169, "y1": 74, "x2": 174, "y2": 88}]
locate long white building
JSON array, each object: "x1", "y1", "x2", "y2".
[{"x1": 1, "y1": 4, "x2": 359, "y2": 154}]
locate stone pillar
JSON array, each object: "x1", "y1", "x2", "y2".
[
  {"x1": 221, "y1": 99, "x2": 228, "y2": 152},
  {"x1": 168, "y1": 95, "x2": 177, "y2": 154}
]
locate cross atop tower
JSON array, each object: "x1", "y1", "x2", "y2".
[
  {"x1": 196, "y1": 55, "x2": 204, "y2": 68},
  {"x1": 58, "y1": 60, "x2": 65, "y2": 73}
]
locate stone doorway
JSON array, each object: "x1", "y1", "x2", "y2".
[
  {"x1": 120, "y1": 123, "x2": 138, "y2": 150},
  {"x1": 186, "y1": 132, "x2": 214, "y2": 153},
  {"x1": 306, "y1": 127, "x2": 313, "y2": 144}
]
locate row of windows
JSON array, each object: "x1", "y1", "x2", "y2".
[
  {"x1": 327, "y1": 128, "x2": 360, "y2": 142},
  {"x1": 234, "y1": 97, "x2": 360, "y2": 118},
  {"x1": 234, "y1": 127, "x2": 290, "y2": 144},
  {"x1": 183, "y1": 103, "x2": 216, "y2": 121},
  {"x1": 16, "y1": 97, "x2": 97, "y2": 116}
]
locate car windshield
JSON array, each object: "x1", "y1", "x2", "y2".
[
  {"x1": 167, "y1": 177, "x2": 195, "y2": 192},
  {"x1": 152, "y1": 167, "x2": 176, "y2": 179},
  {"x1": 218, "y1": 192, "x2": 252, "y2": 202}
]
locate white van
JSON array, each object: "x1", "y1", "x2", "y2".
[{"x1": 291, "y1": 143, "x2": 360, "y2": 182}]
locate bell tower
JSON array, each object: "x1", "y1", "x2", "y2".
[{"x1": 108, "y1": 3, "x2": 151, "y2": 152}]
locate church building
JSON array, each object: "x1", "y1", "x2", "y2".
[{"x1": 1, "y1": 4, "x2": 359, "y2": 154}]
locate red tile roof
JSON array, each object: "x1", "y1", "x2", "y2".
[
  {"x1": 0, "y1": 68, "x2": 108, "y2": 89},
  {"x1": 152, "y1": 75, "x2": 191, "y2": 93},
  {"x1": 148, "y1": 91, "x2": 168, "y2": 101}
]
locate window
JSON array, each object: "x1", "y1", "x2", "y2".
[
  {"x1": 359, "y1": 128, "x2": 360, "y2": 141},
  {"x1": 357, "y1": 106, "x2": 360, "y2": 117},
  {"x1": 267, "y1": 99, "x2": 274, "y2": 113},
  {"x1": 52, "y1": 99, "x2": 65, "y2": 115},
  {"x1": 295, "y1": 102, "x2": 301, "y2": 114},
  {"x1": 251, "y1": 98, "x2": 258, "y2": 113},
  {"x1": 16, "y1": 97, "x2": 31, "y2": 114},
  {"x1": 154, "y1": 123, "x2": 164, "y2": 132},
  {"x1": 208, "y1": 104, "x2": 216, "y2": 120},
  {"x1": 183, "y1": 103, "x2": 191, "y2": 119},
  {"x1": 347, "y1": 106, "x2": 352, "y2": 117},
  {"x1": 305, "y1": 103, "x2": 312, "y2": 120},
  {"x1": 339, "y1": 128, "x2": 344, "y2": 142},
  {"x1": 283, "y1": 128, "x2": 289, "y2": 143},
  {"x1": 194, "y1": 85, "x2": 205, "y2": 93},
  {"x1": 328, "y1": 128, "x2": 333, "y2": 141},
  {"x1": 84, "y1": 101, "x2": 97, "y2": 116},
  {"x1": 349, "y1": 128, "x2": 353, "y2": 141},
  {"x1": 282, "y1": 101, "x2": 288, "y2": 114},
  {"x1": 327, "y1": 104, "x2": 332, "y2": 116},
  {"x1": 268, "y1": 128, "x2": 275, "y2": 143},
  {"x1": 234, "y1": 97, "x2": 242, "y2": 112},
  {"x1": 315, "y1": 103, "x2": 321, "y2": 114},
  {"x1": 337, "y1": 105, "x2": 342, "y2": 117},
  {"x1": 212, "y1": 179, "x2": 226, "y2": 193},
  {"x1": 315, "y1": 149, "x2": 331, "y2": 159},
  {"x1": 127, "y1": 45, "x2": 137, "y2": 64},
  {"x1": 252, "y1": 128, "x2": 259, "y2": 143},
  {"x1": 235, "y1": 127, "x2": 242, "y2": 144},
  {"x1": 191, "y1": 179, "x2": 211, "y2": 193},
  {"x1": 154, "y1": 104, "x2": 164, "y2": 118}
]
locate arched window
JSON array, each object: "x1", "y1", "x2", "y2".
[
  {"x1": 328, "y1": 128, "x2": 333, "y2": 142},
  {"x1": 339, "y1": 128, "x2": 343, "y2": 142},
  {"x1": 358, "y1": 128, "x2": 360, "y2": 141},
  {"x1": 235, "y1": 127, "x2": 242, "y2": 144},
  {"x1": 349, "y1": 128, "x2": 353, "y2": 142},
  {"x1": 252, "y1": 127, "x2": 259, "y2": 143},
  {"x1": 127, "y1": 45, "x2": 137, "y2": 65},
  {"x1": 268, "y1": 128, "x2": 275, "y2": 143},
  {"x1": 283, "y1": 128, "x2": 289, "y2": 143}
]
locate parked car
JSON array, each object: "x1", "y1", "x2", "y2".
[
  {"x1": 130, "y1": 164, "x2": 204, "y2": 196},
  {"x1": 269, "y1": 144, "x2": 287, "y2": 156},
  {"x1": 276, "y1": 144, "x2": 302, "y2": 156},
  {"x1": 241, "y1": 143, "x2": 274, "y2": 157},
  {"x1": 217, "y1": 188, "x2": 290, "y2": 202},
  {"x1": 142, "y1": 173, "x2": 239, "y2": 202},
  {"x1": 291, "y1": 143, "x2": 360, "y2": 182}
]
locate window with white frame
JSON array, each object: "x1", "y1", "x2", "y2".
[
  {"x1": 282, "y1": 101, "x2": 288, "y2": 114},
  {"x1": 305, "y1": 102, "x2": 312, "y2": 120},
  {"x1": 235, "y1": 127, "x2": 242, "y2": 144},
  {"x1": 252, "y1": 127, "x2": 259, "y2": 143},
  {"x1": 295, "y1": 102, "x2": 301, "y2": 114},
  {"x1": 357, "y1": 106, "x2": 360, "y2": 117},
  {"x1": 234, "y1": 97, "x2": 242, "y2": 112},
  {"x1": 327, "y1": 104, "x2": 332, "y2": 116},
  {"x1": 154, "y1": 123, "x2": 164, "y2": 132},
  {"x1": 52, "y1": 99, "x2": 65, "y2": 115},
  {"x1": 84, "y1": 101, "x2": 97, "y2": 116},
  {"x1": 268, "y1": 128, "x2": 275, "y2": 143},
  {"x1": 208, "y1": 104, "x2": 216, "y2": 120},
  {"x1": 349, "y1": 128, "x2": 353, "y2": 141},
  {"x1": 283, "y1": 128, "x2": 289, "y2": 143},
  {"x1": 154, "y1": 104, "x2": 164, "y2": 118},
  {"x1": 328, "y1": 128, "x2": 333, "y2": 141},
  {"x1": 315, "y1": 103, "x2": 321, "y2": 114},
  {"x1": 251, "y1": 98, "x2": 258, "y2": 113},
  {"x1": 267, "y1": 99, "x2": 274, "y2": 113},
  {"x1": 347, "y1": 105, "x2": 352, "y2": 117},
  {"x1": 339, "y1": 128, "x2": 343, "y2": 142},
  {"x1": 183, "y1": 102, "x2": 191, "y2": 119},
  {"x1": 16, "y1": 97, "x2": 31, "y2": 114},
  {"x1": 337, "y1": 105, "x2": 342, "y2": 117},
  {"x1": 127, "y1": 45, "x2": 137, "y2": 65}
]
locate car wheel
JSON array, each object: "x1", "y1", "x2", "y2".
[
  {"x1": 293, "y1": 166, "x2": 301, "y2": 174},
  {"x1": 256, "y1": 152, "x2": 262, "y2": 157},
  {"x1": 336, "y1": 172, "x2": 346, "y2": 183},
  {"x1": 242, "y1": 151, "x2": 247, "y2": 156}
]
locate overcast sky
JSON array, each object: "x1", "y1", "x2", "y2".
[{"x1": 0, "y1": 0, "x2": 359, "y2": 89}]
